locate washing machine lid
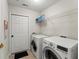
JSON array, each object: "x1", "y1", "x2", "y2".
[
  {"x1": 32, "y1": 34, "x2": 48, "y2": 39},
  {"x1": 43, "y1": 36, "x2": 78, "y2": 48}
]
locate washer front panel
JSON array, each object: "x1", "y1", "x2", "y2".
[{"x1": 43, "y1": 47, "x2": 62, "y2": 59}]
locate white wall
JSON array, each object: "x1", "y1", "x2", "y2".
[
  {"x1": 9, "y1": 5, "x2": 40, "y2": 51},
  {"x1": 41, "y1": 0, "x2": 78, "y2": 39},
  {"x1": 0, "y1": 0, "x2": 9, "y2": 59}
]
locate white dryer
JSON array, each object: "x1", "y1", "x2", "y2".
[
  {"x1": 31, "y1": 34, "x2": 48, "y2": 59},
  {"x1": 42, "y1": 36, "x2": 78, "y2": 59}
]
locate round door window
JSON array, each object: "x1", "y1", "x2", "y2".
[
  {"x1": 45, "y1": 49, "x2": 58, "y2": 59},
  {"x1": 31, "y1": 40, "x2": 37, "y2": 52}
]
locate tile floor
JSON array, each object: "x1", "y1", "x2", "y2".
[{"x1": 9, "y1": 50, "x2": 36, "y2": 59}]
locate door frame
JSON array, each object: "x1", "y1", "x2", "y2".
[{"x1": 9, "y1": 13, "x2": 29, "y2": 54}]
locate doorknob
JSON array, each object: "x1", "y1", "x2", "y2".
[{"x1": 11, "y1": 35, "x2": 14, "y2": 37}]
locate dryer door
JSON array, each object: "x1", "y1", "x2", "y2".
[
  {"x1": 43, "y1": 47, "x2": 61, "y2": 59},
  {"x1": 31, "y1": 40, "x2": 37, "y2": 52}
]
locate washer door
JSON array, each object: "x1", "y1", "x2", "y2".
[
  {"x1": 31, "y1": 40, "x2": 37, "y2": 52},
  {"x1": 43, "y1": 47, "x2": 61, "y2": 59}
]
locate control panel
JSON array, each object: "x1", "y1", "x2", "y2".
[{"x1": 57, "y1": 45, "x2": 68, "y2": 54}]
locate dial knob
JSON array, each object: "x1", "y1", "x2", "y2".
[{"x1": 50, "y1": 43, "x2": 53, "y2": 46}]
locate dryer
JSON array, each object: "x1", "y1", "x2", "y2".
[
  {"x1": 31, "y1": 34, "x2": 48, "y2": 59},
  {"x1": 42, "y1": 36, "x2": 78, "y2": 59}
]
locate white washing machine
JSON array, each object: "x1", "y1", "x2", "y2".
[
  {"x1": 42, "y1": 36, "x2": 78, "y2": 59},
  {"x1": 31, "y1": 34, "x2": 48, "y2": 59}
]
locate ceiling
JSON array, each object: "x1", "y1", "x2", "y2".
[{"x1": 8, "y1": 0, "x2": 60, "y2": 12}]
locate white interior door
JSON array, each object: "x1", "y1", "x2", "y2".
[{"x1": 11, "y1": 14, "x2": 29, "y2": 53}]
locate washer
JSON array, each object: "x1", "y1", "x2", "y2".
[
  {"x1": 31, "y1": 34, "x2": 48, "y2": 59},
  {"x1": 42, "y1": 36, "x2": 78, "y2": 59}
]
